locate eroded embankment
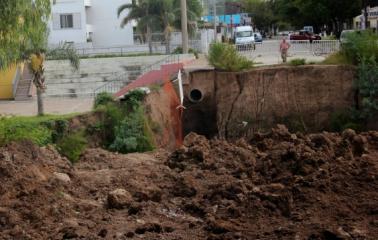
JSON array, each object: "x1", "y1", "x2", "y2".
[
  {"x1": 0, "y1": 126, "x2": 377, "y2": 239},
  {"x1": 183, "y1": 65, "x2": 356, "y2": 139}
]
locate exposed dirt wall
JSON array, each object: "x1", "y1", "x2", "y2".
[{"x1": 184, "y1": 65, "x2": 356, "y2": 139}]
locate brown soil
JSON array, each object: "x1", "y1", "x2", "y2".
[{"x1": 0, "y1": 125, "x2": 377, "y2": 239}]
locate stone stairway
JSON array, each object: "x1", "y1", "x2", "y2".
[{"x1": 15, "y1": 67, "x2": 34, "y2": 101}]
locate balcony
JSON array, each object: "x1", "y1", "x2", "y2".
[{"x1": 84, "y1": 0, "x2": 91, "y2": 7}]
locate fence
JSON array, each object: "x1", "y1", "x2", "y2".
[
  {"x1": 74, "y1": 40, "x2": 203, "y2": 57},
  {"x1": 236, "y1": 40, "x2": 340, "y2": 58}
]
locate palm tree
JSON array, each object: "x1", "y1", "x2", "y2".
[
  {"x1": 157, "y1": 0, "x2": 175, "y2": 54},
  {"x1": 31, "y1": 44, "x2": 80, "y2": 115},
  {"x1": 118, "y1": 0, "x2": 202, "y2": 54},
  {"x1": 118, "y1": 0, "x2": 160, "y2": 54},
  {"x1": 156, "y1": 0, "x2": 202, "y2": 54}
]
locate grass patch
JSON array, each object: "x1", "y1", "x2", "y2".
[
  {"x1": 0, "y1": 114, "x2": 77, "y2": 147},
  {"x1": 289, "y1": 58, "x2": 306, "y2": 66},
  {"x1": 322, "y1": 52, "x2": 352, "y2": 65}
]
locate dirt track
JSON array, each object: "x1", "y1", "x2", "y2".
[{"x1": 0, "y1": 125, "x2": 377, "y2": 239}]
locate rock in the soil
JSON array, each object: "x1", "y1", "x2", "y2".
[
  {"x1": 53, "y1": 172, "x2": 71, "y2": 183},
  {"x1": 107, "y1": 189, "x2": 133, "y2": 209},
  {"x1": 272, "y1": 124, "x2": 291, "y2": 139},
  {"x1": 342, "y1": 129, "x2": 356, "y2": 140},
  {"x1": 352, "y1": 135, "x2": 368, "y2": 155}
]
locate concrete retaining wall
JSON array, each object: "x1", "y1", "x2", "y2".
[
  {"x1": 183, "y1": 65, "x2": 356, "y2": 139},
  {"x1": 44, "y1": 54, "x2": 195, "y2": 97}
]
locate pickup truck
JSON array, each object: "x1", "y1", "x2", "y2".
[{"x1": 289, "y1": 30, "x2": 321, "y2": 41}]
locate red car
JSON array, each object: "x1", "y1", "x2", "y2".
[{"x1": 289, "y1": 30, "x2": 321, "y2": 41}]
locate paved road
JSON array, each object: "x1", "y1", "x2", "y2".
[{"x1": 0, "y1": 97, "x2": 93, "y2": 116}]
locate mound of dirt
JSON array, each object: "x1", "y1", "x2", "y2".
[{"x1": 0, "y1": 126, "x2": 377, "y2": 239}]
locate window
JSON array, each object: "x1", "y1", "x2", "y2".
[
  {"x1": 60, "y1": 14, "x2": 73, "y2": 29},
  {"x1": 236, "y1": 31, "x2": 252, "y2": 38}
]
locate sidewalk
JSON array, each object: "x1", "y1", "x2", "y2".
[{"x1": 0, "y1": 97, "x2": 93, "y2": 116}]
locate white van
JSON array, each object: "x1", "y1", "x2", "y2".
[{"x1": 234, "y1": 26, "x2": 256, "y2": 50}]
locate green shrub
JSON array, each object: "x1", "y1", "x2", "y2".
[
  {"x1": 94, "y1": 102, "x2": 125, "y2": 146},
  {"x1": 122, "y1": 89, "x2": 146, "y2": 110},
  {"x1": 172, "y1": 47, "x2": 199, "y2": 59},
  {"x1": 329, "y1": 110, "x2": 363, "y2": 132},
  {"x1": 341, "y1": 30, "x2": 378, "y2": 64},
  {"x1": 208, "y1": 42, "x2": 254, "y2": 72},
  {"x1": 56, "y1": 131, "x2": 87, "y2": 163},
  {"x1": 289, "y1": 58, "x2": 306, "y2": 66},
  {"x1": 51, "y1": 119, "x2": 68, "y2": 143},
  {"x1": 94, "y1": 92, "x2": 115, "y2": 108},
  {"x1": 110, "y1": 105, "x2": 154, "y2": 153},
  {"x1": 94, "y1": 89, "x2": 150, "y2": 151},
  {"x1": 355, "y1": 57, "x2": 378, "y2": 121}
]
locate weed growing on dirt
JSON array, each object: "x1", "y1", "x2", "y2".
[
  {"x1": 56, "y1": 131, "x2": 87, "y2": 163},
  {"x1": 289, "y1": 58, "x2": 306, "y2": 66},
  {"x1": 208, "y1": 42, "x2": 254, "y2": 72}
]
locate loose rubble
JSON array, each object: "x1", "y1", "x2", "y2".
[{"x1": 0, "y1": 126, "x2": 377, "y2": 239}]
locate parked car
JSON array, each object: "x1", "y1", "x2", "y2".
[
  {"x1": 289, "y1": 30, "x2": 321, "y2": 41},
  {"x1": 339, "y1": 29, "x2": 359, "y2": 45},
  {"x1": 254, "y1": 32, "x2": 263, "y2": 43}
]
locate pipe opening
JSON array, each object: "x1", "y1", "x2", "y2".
[{"x1": 189, "y1": 89, "x2": 203, "y2": 103}]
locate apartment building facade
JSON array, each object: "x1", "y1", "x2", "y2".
[
  {"x1": 49, "y1": 0, "x2": 134, "y2": 48},
  {"x1": 353, "y1": 6, "x2": 378, "y2": 30}
]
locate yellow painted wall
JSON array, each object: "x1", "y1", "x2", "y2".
[{"x1": 0, "y1": 64, "x2": 18, "y2": 99}]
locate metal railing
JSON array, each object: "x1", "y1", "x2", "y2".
[
  {"x1": 93, "y1": 54, "x2": 181, "y2": 96},
  {"x1": 74, "y1": 40, "x2": 203, "y2": 57},
  {"x1": 236, "y1": 40, "x2": 340, "y2": 58}
]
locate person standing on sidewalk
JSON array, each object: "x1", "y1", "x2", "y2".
[{"x1": 280, "y1": 38, "x2": 291, "y2": 63}]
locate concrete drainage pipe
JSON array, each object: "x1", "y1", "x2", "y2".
[{"x1": 189, "y1": 89, "x2": 203, "y2": 103}]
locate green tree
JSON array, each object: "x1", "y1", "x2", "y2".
[
  {"x1": 118, "y1": 0, "x2": 202, "y2": 54},
  {"x1": 0, "y1": 0, "x2": 79, "y2": 116},
  {"x1": 118, "y1": 0, "x2": 162, "y2": 54},
  {"x1": 243, "y1": 0, "x2": 276, "y2": 33},
  {"x1": 158, "y1": 0, "x2": 202, "y2": 54},
  {"x1": 272, "y1": 0, "x2": 362, "y2": 34}
]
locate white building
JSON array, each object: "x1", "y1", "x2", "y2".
[
  {"x1": 353, "y1": 6, "x2": 378, "y2": 30},
  {"x1": 48, "y1": 0, "x2": 134, "y2": 48}
]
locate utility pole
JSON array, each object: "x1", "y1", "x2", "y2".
[
  {"x1": 363, "y1": 0, "x2": 369, "y2": 29},
  {"x1": 213, "y1": 0, "x2": 217, "y2": 42},
  {"x1": 180, "y1": 0, "x2": 189, "y2": 54}
]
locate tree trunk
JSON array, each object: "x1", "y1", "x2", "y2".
[
  {"x1": 37, "y1": 87, "x2": 44, "y2": 116},
  {"x1": 165, "y1": 28, "x2": 171, "y2": 54},
  {"x1": 147, "y1": 25, "x2": 153, "y2": 54}
]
